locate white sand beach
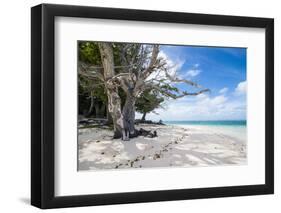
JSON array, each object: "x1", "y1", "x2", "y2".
[{"x1": 78, "y1": 124, "x2": 247, "y2": 171}]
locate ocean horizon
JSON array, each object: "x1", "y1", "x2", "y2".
[
  {"x1": 163, "y1": 120, "x2": 246, "y2": 126},
  {"x1": 163, "y1": 120, "x2": 247, "y2": 141}
]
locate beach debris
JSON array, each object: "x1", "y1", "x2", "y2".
[
  {"x1": 138, "y1": 128, "x2": 158, "y2": 138},
  {"x1": 153, "y1": 153, "x2": 161, "y2": 160}
]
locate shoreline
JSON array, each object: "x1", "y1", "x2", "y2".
[
  {"x1": 78, "y1": 123, "x2": 247, "y2": 171},
  {"x1": 171, "y1": 124, "x2": 247, "y2": 142}
]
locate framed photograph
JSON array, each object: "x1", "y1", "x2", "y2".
[{"x1": 31, "y1": 3, "x2": 274, "y2": 209}]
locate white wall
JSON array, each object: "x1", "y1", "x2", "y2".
[{"x1": 0, "y1": 0, "x2": 279, "y2": 212}]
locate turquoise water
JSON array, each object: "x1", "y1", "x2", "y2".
[
  {"x1": 164, "y1": 120, "x2": 246, "y2": 126},
  {"x1": 164, "y1": 120, "x2": 247, "y2": 142}
]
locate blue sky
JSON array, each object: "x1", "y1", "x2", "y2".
[{"x1": 137, "y1": 45, "x2": 247, "y2": 121}]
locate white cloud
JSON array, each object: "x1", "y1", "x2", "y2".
[
  {"x1": 219, "y1": 87, "x2": 228, "y2": 94},
  {"x1": 182, "y1": 63, "x2": 201, "y2": 78},
  {"x1": 159, "y1": 51, "x2": 184, "y2": 74},
  {"x1": 138, "y1": 92, "x2": 246, "y2": 121},
  {"x1": 185, "y1": 69, "x2": 201, "y2": 78},
  {"x1": 147, "y1": 50, "x2": 184, "y2": 81},
  {"x1": 136, "y1": 52, "x2": 246, "y2": 121},
  {"x1": 235, "y1": 81, "x2": 247, "y2": 95}
]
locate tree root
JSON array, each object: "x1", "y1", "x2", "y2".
[{"x1": 138, "y1": 128, "x2": 157, "y2": 138}]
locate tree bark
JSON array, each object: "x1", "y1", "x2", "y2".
[
  {"x1": 141, "y1": 112, "x2": 146, "y2": 121},
  {"x1": 106, "y1": 105, "x2": 113, "y2": 124},
  {"x1": 107, "y1": 88, "x2": 124, "y2": 138},
  {"x1": 122, "y1": 94, "x2": 137, "y2": 137},
  {"x1": 98, "y1": 43, "x2": 125, "y2": 139}
]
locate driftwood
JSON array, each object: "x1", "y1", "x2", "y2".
[
  {"x1": 114, "y1": 128, "x2": 158, "y2": 140},
  {"x1": 138, "y1": 128, "x2": 157, "y2": 138}
]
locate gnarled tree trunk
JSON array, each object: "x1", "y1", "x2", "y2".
[
  {"x1": 122, "y1": 94, "x2": 136, "y2": 138},
  {"x1": 106, "y1": 105, "x2": 113, "y2": 125},
  {"x1": 98, "y1": 43, "x2": 125, "y2": 139},
  {"x1": 106, "y1": 87, "x2": 124, "y2": 138}
]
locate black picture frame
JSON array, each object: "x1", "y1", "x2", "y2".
[{"x1": 31, "y1": 3, "x2": 274, "y2": 209}]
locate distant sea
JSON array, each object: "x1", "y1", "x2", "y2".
[{"x1": 164, "y1": 120, "x2": 247, "y2": 142}]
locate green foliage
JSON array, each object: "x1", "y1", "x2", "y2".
[
  {"x1": 78, "y1": 41, "x2": 101, "y2": 64},
  {"x1": 78, "y1": 41, "x2": 107, "y2": 117},
  {"x1": 160, "y1": 84, "x2": 179, "y2": 93},
  {"x1": 135, "y1": 90, "x2": 164, "y2": 115}
]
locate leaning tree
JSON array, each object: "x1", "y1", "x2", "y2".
[
  {"x1": 135, "y1": 89, "x2": 164, "y2": 122},
  {"x1": 79, "y1": 42, "x2": 209, "y2": 140}
]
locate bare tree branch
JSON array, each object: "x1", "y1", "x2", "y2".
[
  {"x1": 142, "y1": 45, "x2": 160, "y2": 78},
  {"x1": 160, "y1": 65, "x2": 202, "y2": 88},
  {"x1": 146, "y1": 83, "x2": 210, "y2": 99},
  {"x1": 78, "y1": 61, "x2": 104, "y2": 81}
]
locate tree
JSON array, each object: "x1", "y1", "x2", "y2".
[
  {"x1": 98, "y1": 43, "x2": 126, "y2": 139},
  {"x1": 79, "y1": 42, "x2": 210, "y2": 140},
  {"x1": 135, "y1": 89, "x2": 164, "y2": 121},
  {"x1": 108, "y1": 44, "x2": 209, "y2": 138}
]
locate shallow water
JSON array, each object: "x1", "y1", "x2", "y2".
[{"x1": 164, "y1": 120, "x2": 247, "y2": 142}]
